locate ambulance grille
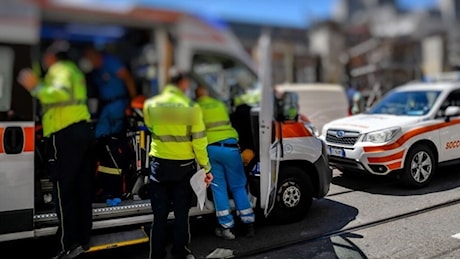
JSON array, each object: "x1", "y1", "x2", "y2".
[{"x1": 326, "y1": 129, "x2": 360, "y2": 145}]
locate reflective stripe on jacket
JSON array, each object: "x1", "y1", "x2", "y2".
[
  {"x1": 32, "y1": 61, "x2": 90, "y2": 137},
  {"x1": 196, "y1": 96, "x2": 238, "y2": 144},
  {"x1": 143, "y1": 85, "x2": 211, "y2": 172}
]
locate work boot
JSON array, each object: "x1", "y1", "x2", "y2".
[
  {"x1": 215, "y1": 227, "x2": 236, "y2": 240},
  {"x1": 53, "y1": 245, "x2": 86, "y2": 259},
  {"x1": 244, "y1": 223, "x2": 255, "y2": 238}
]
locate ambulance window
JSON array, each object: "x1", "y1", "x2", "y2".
[
  {"x1": 0, "y1": 47, "x2": 14, "y2": 112},
  {"x1": 192, "y1": 53, "x2": 257, "y2": 104}
]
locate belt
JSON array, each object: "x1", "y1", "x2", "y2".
[
  {"x1": 151, "y1": 157, "x2": 195, "y2": 166},
  {"x1": 210, "y1": 142, "x2": 239, "y2": 148}
]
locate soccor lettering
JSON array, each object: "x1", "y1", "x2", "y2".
[{"x1": 445, "y1": 140, "x2": 460, "y2": 149}]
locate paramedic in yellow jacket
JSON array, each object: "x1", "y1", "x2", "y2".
[
  {"x1": 143, "y1": 69, "x2": 213, "y2": 259},
  {"x1": 195, "y1": 86, "x2": 255, "y2": 240},
  {"x1": 17, "y1": 41, "x2": 96, "y2": 259}
]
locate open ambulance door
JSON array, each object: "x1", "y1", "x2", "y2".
[
  {"x1": 0, "y1": 0, "x2": 39, "y2": 242},
  {"x1": 257, "y1": 30, "x2": 281, "y2": 218}
]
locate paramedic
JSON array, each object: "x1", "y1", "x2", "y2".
[
  {"x1": 143, "y1": 69, "x2": 213, "y2": 259},
  {"x1": 83, "y1": 46, "x2": 137, "y2": 204},
  {"x1": 195, "y1": 85, "x2": 255, "y2": 240},
  {"x1": 83, "y1": 46, "x2": 137, "y2": 138},
  {"x1": 17, "y1": 41, "x2": 95, "y2": 259}
]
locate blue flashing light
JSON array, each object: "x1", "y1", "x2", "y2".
[
  {"x1": 196, "y1": 13, "x2": 229, "y2": 31},
  {"x1": 40, "y1": 24, "x2": 124, "y2": 43}
]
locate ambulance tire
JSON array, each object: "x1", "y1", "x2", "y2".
[
  {"x1": 269, "y1": 167, "x2": 313, "y2": 224},
  {"x1": 401, "y1": 143, "x2": 436, "y2": 188}
]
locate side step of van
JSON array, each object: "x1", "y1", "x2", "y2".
[{"x1": 86, "y1": 227, "x2": 149, "y2": 253}]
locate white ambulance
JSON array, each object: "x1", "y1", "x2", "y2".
[
  {"x1": 320, "y1": 79, "x2": 460, "y2": 188},
  {"x1": 0, "y1": 0, "x2": 331, "y2": 251}
]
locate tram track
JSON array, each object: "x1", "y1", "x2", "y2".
[{"x1": 238, "y1": 185, "x2": 460, "y2": 259}]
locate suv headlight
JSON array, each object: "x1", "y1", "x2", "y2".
[{"x1": 362, "y1": 127, "x2": 400, "y2": 143}]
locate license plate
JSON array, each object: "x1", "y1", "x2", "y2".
[{"x1": 328, "y1": 146, "x2": 345, "y2": 157}]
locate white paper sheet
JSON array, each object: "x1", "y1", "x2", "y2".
[{"x1": 190, "y1": 168, "x2": 206, "y2": 210}]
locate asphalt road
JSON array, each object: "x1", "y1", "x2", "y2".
[
  {"x1": 249, "y1": 164, "x2": 460, "y2": 259},
  {"x1": 4, "y1": 164, "x2": 460, "y2": 259}
]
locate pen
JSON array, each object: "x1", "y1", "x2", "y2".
[{"x1": 210, "y1": 182, "x2": 219, "y2": 187}]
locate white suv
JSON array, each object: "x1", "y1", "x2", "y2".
[{"x1": 319, "y1": 81, "x2": 460, "y2": 188}]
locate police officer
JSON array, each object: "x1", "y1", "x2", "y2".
[
  {"x1": 18, "y1": 41, "x2": 96, "y2": 259},
  {"x1": 143, "y1": 69, "x2": 213, "y2": 259},
  {"x1": 195, "y1": 86, "x2": 255, "y2": 240}
]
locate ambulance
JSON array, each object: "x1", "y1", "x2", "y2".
[
  {"x1": 0, "y1": 0, "x2": 332, "y2": 251},
  {"x1": 320, "y1": 79, "x2": 460, "y2": 188}
]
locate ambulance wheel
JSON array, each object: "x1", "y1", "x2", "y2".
[
  {"x1": 401, "y1": 143, "x2": 436, "y2": 188},
  {"x1": 269, "y1": 166, "x2": 313, "y2": 224}
]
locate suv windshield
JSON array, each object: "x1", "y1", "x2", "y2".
[{"x1": 368, "y1": 90, "x2": 441, "y2": 116}]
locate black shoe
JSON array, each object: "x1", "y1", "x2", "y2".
[
  {"x1": 53, "y1": 245, "x2": 86, "y2": 259},
  {"x1": 244, "y1": 223, "x2": 255, "y2": 238},
  {"x1": 171, "y1": 247, "x2": 193, "y2": 259},
  {"x1": 171, "y1": 253, "x2": 195, "y2": 259},
  {"x1": 81, "y1": 243, "x2": 90, "y2": 251}
]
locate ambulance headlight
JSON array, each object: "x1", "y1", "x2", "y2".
[{"x1": 362, "y1": 127, "x2": 400, "y2": 143}]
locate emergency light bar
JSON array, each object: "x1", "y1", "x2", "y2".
[{"x1": 423, "y1": 71, "x2": 460, "y2": 82}]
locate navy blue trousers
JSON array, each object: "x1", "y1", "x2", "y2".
[
  {"x1": 149, "y1": 157, "x2": 196, "y2": 259},
  {"x1": 50, "y1": 121, "x2": 96, "y2": 252}
]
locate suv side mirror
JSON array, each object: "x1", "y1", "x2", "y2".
[
  {"x1": 445, "y1": 105, "x2": 460, "y2": 122},
  {"x1": 276, "y1": 91, "x2": 299, "y2": 122}
]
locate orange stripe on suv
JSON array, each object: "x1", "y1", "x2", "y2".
[
  {"x1": 367, "y1": 150, "x2": 405, "y2": 163},
  {"x1": 364, "y1": 118, "x2": 460, "y2": 153}
]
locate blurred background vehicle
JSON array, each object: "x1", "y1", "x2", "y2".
[{"x1": 276, "y1": 83, "x2": 349, "y2": 135}]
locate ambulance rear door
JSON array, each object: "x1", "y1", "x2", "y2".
[
  {"x1": 257, "y1": 30, "x2": 281, "y2": 217},
  {"x1": 0, "y1": 0, "x2": 39, "y2": 242}
]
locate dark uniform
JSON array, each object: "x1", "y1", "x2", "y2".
[
  {"x1": 143, "y1": 84, "x2": 211, "y2": 259},
  {"x1": 32, "y1": 58, "x2": 95, "y2": 258}
]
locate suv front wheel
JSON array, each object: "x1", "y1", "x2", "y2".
[{"x1": 400, "y1": 143, "x2": 436, "y2": 188}]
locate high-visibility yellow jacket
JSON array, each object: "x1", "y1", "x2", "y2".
[
  {"x1": 31, "y1": 61, "x2": 90, "y2": 137},
  {"x1": 196, "y1": 96, "x2": 238, "y2": 144},
  {"x1": 143, "y1": 85, "x2": 211, "y2": 172}
]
